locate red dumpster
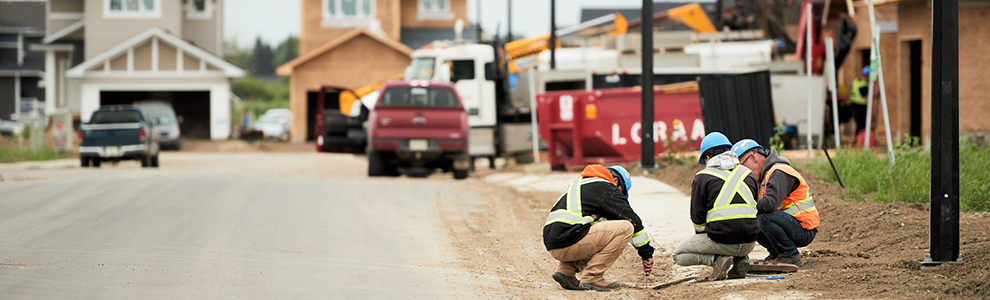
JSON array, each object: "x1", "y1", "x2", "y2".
[{"x1": 537, "y1": 83, "x2": 705, "y2": 170}]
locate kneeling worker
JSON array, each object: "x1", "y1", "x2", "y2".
[
  {"x1": 543, "y1": 165, "x2": 655, "y2": 291},
  {"x1": 672, "y1": 132, "x2": 759, "y2": 281},
  {"x1": 732, "y1": 139, "x2": 819, "y2": 266}
]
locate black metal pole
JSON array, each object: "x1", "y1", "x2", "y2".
[
  {"x1": 550, "y1": 0, "x2": 556, "y2": 69},
  {"x1": 822, "y1": 148, "x2": 844, "y2": 188},
  {"x1": 640, "y1": 0, "x2": 656, "y2": 170},
  {"x1": 923, "y1": 0, "x2": 960, "y2": 268},
  {"x1": 507, "y1": 0, "x2": 512, "y2": 42}
]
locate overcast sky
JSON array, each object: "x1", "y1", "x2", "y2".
[{"x1": 224, "y1": 0, "x2": 680, "y2": 48}]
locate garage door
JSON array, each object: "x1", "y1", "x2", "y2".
[{"x1": 99, "y1": 91, "x2": 211, "y2": 139}]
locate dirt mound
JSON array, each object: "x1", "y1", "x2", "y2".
[{"x1": 641, "y1": 160, "x2": 990, "y2": 299}]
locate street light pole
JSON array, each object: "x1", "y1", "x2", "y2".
[{"x1": 639, "y1": 0, "x2": 656, "y2": 171}]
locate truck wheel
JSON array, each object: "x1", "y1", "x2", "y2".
[
  {"x1": 151, "y1": 155, "x2": 160, "y2": 168},
  {"x1": 92, "y1": 159, "x2": 101, "y2": 168},
  {"x1": 81, "y1": 157, "x2": 90, "y2": 167},
  {"x1": 368, "y1": 151, "x2": 386, "y2": 176},
  {"x1": 453, "y1": 169, "x2": 469, "y2": 180}
]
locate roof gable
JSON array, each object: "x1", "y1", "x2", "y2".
[
  {"x1": 67, "y1": 27, "x2": 244, "y2": 78},
  {"x1": 276, "y1": 28, "x2": 413, "y2": 76}
]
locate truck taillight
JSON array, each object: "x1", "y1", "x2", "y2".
[
  {"x1": 369, "y1": 111, "x2": 378, "y2": 131},
  {"x1": 77, "y1": 131, "x2": 83, "y2": 143},
  {"x1": 139, "y1": 128, "x2": 147, "y2": 141},
  {"x1": 460, "y1": 112, "x2": 468, "y2": 131}
]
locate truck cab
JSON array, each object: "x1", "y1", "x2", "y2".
[{"x1": 406, "y1": 43, "x2": 499, "y2": 158}]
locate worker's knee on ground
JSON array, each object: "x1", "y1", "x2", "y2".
[{"x1": 670, "y1": 253, "x2": 692, "y2": 266}]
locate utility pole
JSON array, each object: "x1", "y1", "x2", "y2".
[
  {"x1": 550, "y1": 0, "x2": 556, "y2": 69},
  {"x1": 507, "y1": 0, "x2": 512, "y2": 42},
  {"x1": 922, "y1": 0, "x2": 960, "y2": 269},
  {"x1": 639, "y1": 0, "x2": 656, "y2": 171}
]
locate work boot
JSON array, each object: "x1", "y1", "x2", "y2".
[
  {"x1": 754, "y1": 253, "x2": 778, "y2": 264},
  {"x1": 579, "y1": 279, "x2": 620, "y2": 291},
  {"x1": 708, "y1": 255, "x2": 733, "y2": 281},
  {"x1": 774, "y1": 253, "x2": 804, "y2": 267},
  {"x1": 727, "y1": 256, "x2": 751, "y2": 279},
  {"x1": 551, "y1": 272, "x2": 585, "y2": 290}
]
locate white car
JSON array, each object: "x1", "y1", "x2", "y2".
[{"x1": 253, "y1": 110, "x2": 291, "y2": 141}]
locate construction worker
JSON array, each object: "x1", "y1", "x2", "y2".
[
  {"x1": 732, "y1": 139, "x2": 819, "y2": 267},
  {"x1": 671, "y1": 132, "x2": 758, "y2": 281},
  {"x1": 849, "y1": 66, "x2": 875, "y2": 135},
  {"x1": 543, "y1": 164, "x2": 655, "y2": 291}
]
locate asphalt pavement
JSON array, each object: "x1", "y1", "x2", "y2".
[{"x1": 0, "y1": 153, "x2": 495, "y2": 299}]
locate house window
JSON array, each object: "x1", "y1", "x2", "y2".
[
  {"x1": 322, "y1": 0, "x2": 378, "y2": 28},
  {"x1": 418, "y1": 0, "x2": 453, "y2": 21},
  {"x1": 419, "y1": 0, "x2": 448, "y2": 12},
  {"x1": 186, "y1": 0, "x2": 213, "y2": 19},
  {"x1": 105, "y1": 0, "x2": 161, "y2": 18},
  {"x1": 324, "y1": 0, "x2": 374, "y2": 19}
]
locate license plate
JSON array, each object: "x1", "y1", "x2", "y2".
[
  {"x1": 104, "y1": 146, "x2": 121, "y2": 157},
  {"x1": 409, "y1": 139, "x2": 428, "y2": 151}
]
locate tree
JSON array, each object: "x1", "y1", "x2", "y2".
[
  {"x1": 273, "y1": 35, "x2": 299, "y2": 70},
  {"x1": 250, "y1": 37, "x2": 275, "y2": 76}
]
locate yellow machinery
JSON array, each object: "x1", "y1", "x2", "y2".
[
  {"x1": 338, "y1": 74, "x2": 404, "y2": 115},
  {"x1": 503, "y1": 12, "x2": 628, "y2": 74},
  {"x1": 501, "y1": 3, "x2": 716, "y2": 74}
]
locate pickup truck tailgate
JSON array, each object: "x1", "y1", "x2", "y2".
[
  {"x1": 80, "y1": 123, "x2": 143, "y2": 146},
  {"x1": 372, "y1": 108, "x2": 465, "y2": 140}
]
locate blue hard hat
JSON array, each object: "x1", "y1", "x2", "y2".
[
  {"x1": 862, "y1": 66, "x2": 870, "y2": 75},
  {"x1": 698, "y1": 132, "x2": 731, "y2": 164},
  {"x1": 607, "y1": 165, "x2": 632, "y2": 197},
  {"x1": 732, "y1": 139, "x2": 764, "y2": 158}
]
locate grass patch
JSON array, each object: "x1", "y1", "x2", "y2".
[
  {"x1": 0, "y1": 137, "x2": 69, "y2": 163},
  {"x1": 807, "y1": 137, "x2": 990, "y2": 212}
]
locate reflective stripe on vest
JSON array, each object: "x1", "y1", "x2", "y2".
[
  {"x1": 630, "y1": 229, "x2": 651, "y2": 247},
  {"x1": 759, "y1": 163, "x2": 820, "y2": 230},
  {"x1": 697, "y1": 167, "x2": 758, "y2": 223},
  {"x1": 850, "y1": 78, "x2": 868, "y2": 105},
  {"x1": 545, "y1": 177, "x2": 610, "y2": 225}
]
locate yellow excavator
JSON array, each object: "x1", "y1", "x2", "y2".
[{"x1": 501, "y1": 3, "x2": 715, "y2": 74}]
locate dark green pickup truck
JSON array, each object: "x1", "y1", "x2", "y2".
[{"x1": 78, "y1": 105, "x2": 160, "y2": 168}]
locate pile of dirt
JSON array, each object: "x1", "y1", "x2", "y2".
[{"x1": 638, "y1": 159, "x2": 990, "y2": 299}]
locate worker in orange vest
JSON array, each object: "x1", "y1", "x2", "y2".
[{"x1": 731, "y1": 139, "x2": 820, "y2": 267}]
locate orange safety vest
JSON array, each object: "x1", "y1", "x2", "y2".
[{"x1": 759, "y1": 164, "x2": 820, "y2": 230}]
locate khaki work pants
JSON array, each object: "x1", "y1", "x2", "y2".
[
  {"x1": 671, "y1": 233, "x2": 755, "y2": 267},
  {"x1": 548, "y1": 220, "x2": 634, "y2": 284}
]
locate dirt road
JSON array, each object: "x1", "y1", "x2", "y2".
[{"x1": 462, "y1": 160, "x2": 990, "y2": 299}]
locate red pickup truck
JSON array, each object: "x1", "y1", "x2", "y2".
[{"x1": 367, "y1": 81, "x2": 470, "y2": 179}]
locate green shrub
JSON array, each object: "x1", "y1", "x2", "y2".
[{"x1": 807, "y1": 136, "x2": 990, "y2": 212}]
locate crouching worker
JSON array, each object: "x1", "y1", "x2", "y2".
[
  {"x1": 732, "y1": 139, "x2": 819, "y2": 267},
  {"x1": 672, "y1": 132, "x2": 759, "y2": 281},
  {"x1": 543, "y1": 165, "x2": 655, "y2": 291}
]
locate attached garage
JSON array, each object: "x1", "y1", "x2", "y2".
[
  {"x1": 67, "y1": 28, "x2": 243, "y2": 140},
  {"x1": 99, "y1": 91, "x2": 211, "y2": 139}
]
